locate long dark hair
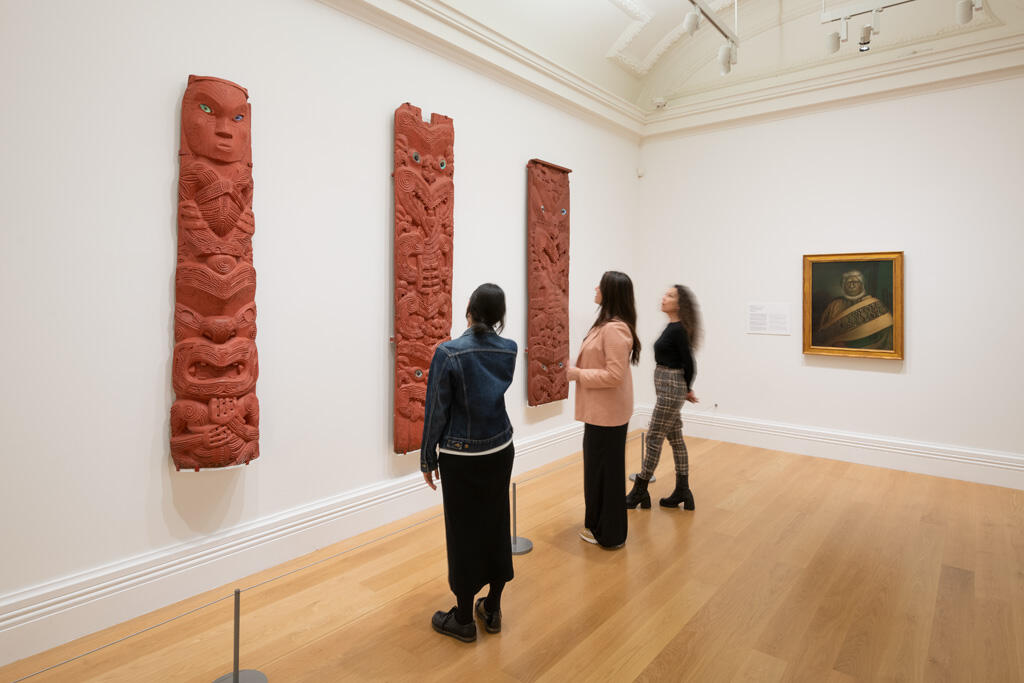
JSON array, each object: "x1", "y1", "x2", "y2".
[
  {"x1": 673, "y1": 284, "x2": 702, "y2": 351},
  {"x1": 466, "y1": 283, "x2": 506, "y2": 334},
  {"x1": 591, "y1": 271, "x2": 641, "y2": 365}
]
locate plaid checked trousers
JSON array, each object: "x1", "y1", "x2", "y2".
[{"x1": 639, "y1": 365, "x2": 689, "y2": 479}]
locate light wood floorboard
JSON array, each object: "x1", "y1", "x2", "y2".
[{"x1": 3, "y1": 436, "x2": 1023, "y2": 682}]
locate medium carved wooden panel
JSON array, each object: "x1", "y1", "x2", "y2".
[
  {"x1": 526, "y1": 159, "x2": 571, "y2": 406},
  {"x1": 393, "y1": 103, "x2": 454, "y2": 453},
  {"x1": 171, "y1": 76, "x2": 260, "y2": 471}
]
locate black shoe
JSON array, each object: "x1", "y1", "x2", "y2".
[
  {"x1": 659, "y1": 474, "x2": 695, "y2": 510},
  {"x1": 625, "y1": 474, "x2": 651, "y2": 509},
  {"x1": 475, "y1": 597, "x2": 502, "y2": 633},
  {"x1": 431, "y1": 607, "x2": 477, "y2": 642}
]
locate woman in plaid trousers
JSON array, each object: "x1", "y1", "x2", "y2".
[{"x1": 626, "y1": 285, "x2": 701, "y2": 510}]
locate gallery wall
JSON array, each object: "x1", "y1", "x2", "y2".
[
  {"x1": 634, "y1": 76, "x2": 1024, "y2": 483},
  {"x1": 0, "y1": 0, "x2": 640, "y2": 660}
]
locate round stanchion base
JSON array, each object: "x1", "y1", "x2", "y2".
[
  {"x1": 629, "y1": 472, "x2": 656, "y2": 483},
  {"x1": 511, "y1": 536, "x2": 533, "y2": 555},
  {"x1": 212, "y1": 670, "x2": 268, "y2": 683}
]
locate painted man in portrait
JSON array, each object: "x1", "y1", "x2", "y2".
[{"x1": 815, "y1": 269, "x2": 894, "y2": 349}]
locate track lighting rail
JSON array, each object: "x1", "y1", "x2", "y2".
[
  {"x1": 689, "y1": 0, "x2": 739, "y2": 45},
  {"x1": 821, "y1": 0, "x2": 915, "y2": 24}
]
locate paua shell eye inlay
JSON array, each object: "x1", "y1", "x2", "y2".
[
  {"x1": 439, "y1": 159, "x2": 446, "y2": 169},
  {"x1": 561, "y1": 208, "x2": 567, "y2": 215},
  {"x1": 541, "y1": 205, "x2": 545, "y2": 212},
  {"x1": 233, "y1": 114, "x2": 244, "y2": 122},
  {"x1": 199, "y1": 104, "x2": 212, "y2": 113},
  {"x1": 412, "y1": 152, "x2": 421, "y2": 163},
  {"x1": 414, "y1": 369, "x2": 423, "y2": 378}
]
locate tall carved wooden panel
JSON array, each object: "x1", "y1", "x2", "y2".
[
  {"x1": 171, "y1": 76, "x2": 260, "y2": 471},
  {"x1": 526, "y1": 159, "x2": 571, "y2": 406},
  {"x1": 393, "y1": 103, "x2": 454, "y2": 453}
]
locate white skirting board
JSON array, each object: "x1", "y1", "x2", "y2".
[
  {"x1": 635, "y1": 406, "x2": 1024, "y2": 491},
  {"x1": 0, "y1": 419, "x2": 594, "y2": 668}
]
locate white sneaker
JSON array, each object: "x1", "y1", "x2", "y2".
[{"x1": 578, "y1": 528, "x2": 598, "y2": 544}]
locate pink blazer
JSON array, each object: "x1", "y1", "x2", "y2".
[{"x1": 574, "y1": 320, "x2": 634, "y2": 427}]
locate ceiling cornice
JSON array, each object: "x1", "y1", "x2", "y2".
[
  {"x1": 320, "y1": 0, "x2": 1024, "y2": 140},
  {"x1": 318, "y1": 0, "x2": 646, "y2": 138},
  {"x1": 644, "y1": 33, "x2": 1024, "y2": 136}
]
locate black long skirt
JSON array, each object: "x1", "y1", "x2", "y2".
[
  {"x1": 583, "y1": 423, "x2": 628, "y2": 547},
  {"x1": 438, "y1": 442, "x2": 515, "y2": 595}
]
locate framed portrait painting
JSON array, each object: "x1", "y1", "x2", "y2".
[{"x1": 803, "y1": 252, "x2": 904, "y2": 359}]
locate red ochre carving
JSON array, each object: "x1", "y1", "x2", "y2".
[
  {"x1": 393, "y1": 103, "x2": 454, "y2": 453},
  {"x1": 170, "y1": 75, "x2": 259, "y2": 471},
  {"x1": 527, "y1": 159, "x2": 572, "y2": 406}
]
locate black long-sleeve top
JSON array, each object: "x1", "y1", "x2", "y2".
[{"x1": 653, "y1": 321, "x2": 695, "y2": 391}]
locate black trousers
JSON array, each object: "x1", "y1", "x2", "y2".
[
  {"x1": 583, "y1": 423, "x2": 628, "y2": 547},
  {"x1": 438, "y1": 443, "x2": 515, "y2": 595}
]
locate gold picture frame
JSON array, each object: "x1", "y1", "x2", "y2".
[{"x1": 803, "y1": 252, "x2": 904, "y2": 359}]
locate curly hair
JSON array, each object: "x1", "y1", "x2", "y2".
[{"x1": 673, "y1": 284, "x2": 702, "y2": 352}]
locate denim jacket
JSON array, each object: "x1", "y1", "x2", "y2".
[{"x1": 419, "y1": 328, "x2": 517, "y2": 472}]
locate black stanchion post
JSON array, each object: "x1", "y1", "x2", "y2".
[
  {"x1": 630, "y1": 430, "x2": 656, "y2": 483},
  {"x1": 510, "y1": 482, "x2": 533, "y2": 555},
  {"x1": 212, "y1": 590, "x2": 268, "y2": 683}
]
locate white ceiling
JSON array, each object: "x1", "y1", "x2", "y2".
[{"x1": 324, "y1": 0, "x2": 1024, "y2": 135}]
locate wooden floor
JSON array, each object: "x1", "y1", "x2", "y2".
[{"x1": 4, "y1": 436, "x2": 1023, "y2": 682}]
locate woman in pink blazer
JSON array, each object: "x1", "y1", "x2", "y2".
[{"x1": 567, "y1": 271, "x2": 641, "y2": 548}]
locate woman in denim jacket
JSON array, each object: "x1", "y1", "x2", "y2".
[{"x1": 421, "y1": 283, "x2": 518, "y2": 643}]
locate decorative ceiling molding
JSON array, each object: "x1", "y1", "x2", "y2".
[
  {"x1": 643, "y1": 34, "x2": 1024, "y2": 136},
  {"x1": 319, "y1": 0, "x2": 1024, "y2": 140},
  {"x1": 652, "y1": 1, "x2": 1004, "y2": 102},
  {"x1": 605, "y1": 0, "x2": 735, "y2": 77},
  {"x1": 604, "y1": 0, "x2": 655, "y2": 75},
  {"x1": 318, "y1": 0, "x2": 647, "y2": 137}
]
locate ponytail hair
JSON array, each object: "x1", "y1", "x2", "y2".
[{"x1": 466, "y1": 283, "x2": 506, "y2": 335}]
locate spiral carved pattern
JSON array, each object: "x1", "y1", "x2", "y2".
[
  {"x1": 527, "y1": 160, "x2": 571, "y2": 406},
  {"x1": 170, "y1": 75, "x2": 260, "y2": 471},
  {"x1": 393, "y1": 103, "x2": 454, "y2": 453}
]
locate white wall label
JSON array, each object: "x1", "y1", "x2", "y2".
[{"x1": 746, "y1": 303, "x2": 790, "y2": 335}]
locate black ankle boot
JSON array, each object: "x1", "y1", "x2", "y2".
[
  {"x1": 659, "y1": 474, "x2": 694, "y2": 510},
  {"x1": 625, "y1": 475, "x2": 651, "y2": 509}
]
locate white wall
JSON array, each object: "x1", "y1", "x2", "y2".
[
  {"x1": 636, "y1": 77, "x2": 1024, "y2": 478},
  {"x1": 0, "y1": 0, "x2": 639, "y2": 662}
]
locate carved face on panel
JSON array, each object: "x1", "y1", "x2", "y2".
[
  {"x1": 181, "y1": 77, "x2": 251, "y2": 163},
  {"x1": 172, "y1": 337, "x2": 258, "y2": 399},
  {"x1": 175, "y1": 303, "x2": 257, "y2": 344}
]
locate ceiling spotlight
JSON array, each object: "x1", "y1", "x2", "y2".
[
  {"x1": 826, "y1": 16, "x2": 848, "y2": 54},
  {"x1": 957, "y1": 0, "x2": 983, "y2": 24},
  {"x1": 826, "y1": 32, "x2": 840, "y2": 54},
  {"x1": 683, "y1": 10, "x2": 701, "y2": 36},
  {"x1": 718, "y1": 43, "x2": 735, "y2": 75},
  {"x1": 858, "y1": 24, "x2": 872, "y2": 51}
]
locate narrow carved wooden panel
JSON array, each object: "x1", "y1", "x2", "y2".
[
  {"x1": 171, "y1": 76, "x2": 260, "y2": 471},
  {"x1": 527, "y1": 159, "x2": 571, "y2": 406},
  {"x1": 393, "y1": 103, "x2": 454, "y2": 453}
]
